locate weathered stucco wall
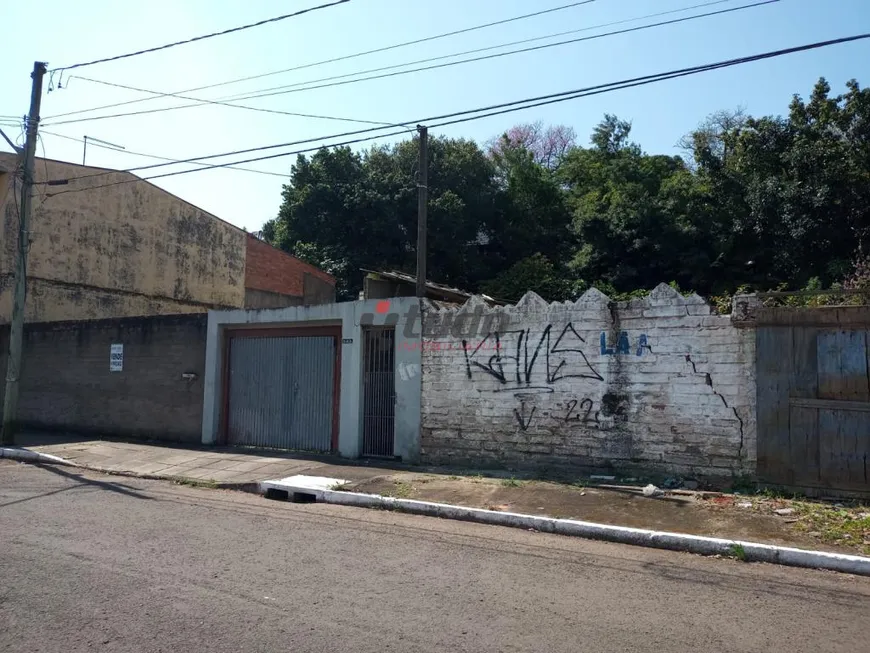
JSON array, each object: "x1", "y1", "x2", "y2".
[
  {"x1": 243, "y1": 287, "x2": 303, "y2": 309},
  {"x1": 0, "y1": 153, "x2": 246, "y2": 322},
  {"x1": 420, "y1": 284, "x2": 756, "y2": 479},
  {"x1": 202, "y1": 298, "x2": 422, "y2": 460}
]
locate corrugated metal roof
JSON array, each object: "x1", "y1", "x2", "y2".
[{"x1": 361, "y1": 268, "x2": 506, "y2": 305}]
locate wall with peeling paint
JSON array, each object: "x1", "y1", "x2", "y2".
[
  {"x1": 0, "y1": 153, "x2": 247, "y2": 323},
  {"x1": 420, "y1": 284, "x2": 756, "y2": 479}
]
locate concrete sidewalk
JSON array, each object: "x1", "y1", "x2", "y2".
[{"x1": 15, "y1": 434, "x2": 399, "y2": 486}]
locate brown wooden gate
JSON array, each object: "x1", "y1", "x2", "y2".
[{"x1": 757, "y1": 305, "x2": 870, "y2": 495}]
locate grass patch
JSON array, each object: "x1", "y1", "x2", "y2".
[
  {"x1": 791, "y1": 502, "x2": 870, "y2": 554},
  {"x1": 756, "y1": 486, "x2": 804, "y2": 500},
  {"x1": 330, "y1": 482, "x2": 352, "y2": 491},
  {"x1": 727, "y1": 543, "x2": 747, "y2": 561},
  {"x1": 172, "y1": 477, "x2": 218, "y2": 489},
  {"x1": 501, "y1": 477, "x2": 523, "y2": 488},
  {"x1": 385, "y1": 481, "x2": 414, "y2": 499}
]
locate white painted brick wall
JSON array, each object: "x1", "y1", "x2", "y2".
[{"x1": 419, "y1": 284, "x2": 756, "y2": 478}]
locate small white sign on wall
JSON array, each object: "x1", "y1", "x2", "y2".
[{"x1": 110, "y1": 343, "x2": 124, "y2": 372}]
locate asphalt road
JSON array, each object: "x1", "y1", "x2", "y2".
[{"x1": 1, "y1": 460, "x2": 868, "y2": 653}]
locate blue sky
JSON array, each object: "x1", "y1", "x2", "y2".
[{"x1": 1, "y1": 0, "x2": 868, "y2": 232}]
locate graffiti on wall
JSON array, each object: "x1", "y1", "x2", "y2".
[
  {"x1": 458, "y1": 324, "x2": 643, "y2": 432},
  {"x1": 564, "y1": 398, "x2": 600, "y2": 425},
  {"x1": 462, "y1": 323, "x2": 603, "y2": 391},
  {"x1": 600, "y1": 331, "x2": 649, "y2": 356}
]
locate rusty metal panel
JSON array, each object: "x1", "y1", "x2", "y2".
[
  {"x1": 818, "y1": 408, "x2": 870, "y2": 491},
  {"x1": 227, "y1": 336, "x2": 334, "y2": 451},
  {"x1": 756, "y1": 326, "x2": 793, "y2": 483},
  {"x1": 362, "y1": 327, "x2": 395, "y2": 457},
  {"x1": 790, "y1": 327, "x2": 819, "y2": 399},
  {"x1": 817, "y1": 330, "x2": 870, "y2": 401},
  {"x1": 757, "y1": 320, "x2": 870, "y2": 494},
  {"x1": 787, "y1": 405, "x2": 820, "y2": 487}
]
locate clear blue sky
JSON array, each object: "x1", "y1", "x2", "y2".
[{"x1": 1, "y1": 0, "x2": 868, "y2": 232}]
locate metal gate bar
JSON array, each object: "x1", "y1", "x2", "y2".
[{"x1": 362, "y1": 327, "x2": 395, "y2": 457}]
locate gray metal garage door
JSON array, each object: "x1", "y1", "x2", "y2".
[{"x1": 227, "y1": 335, "x2": 336, "y2": 451}]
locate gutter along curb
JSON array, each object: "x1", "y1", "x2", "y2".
[{"x1": 260, "y1": 477, "x2": 870, "y2": 577}]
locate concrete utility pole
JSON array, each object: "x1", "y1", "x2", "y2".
[
  {"x1": 415, "y1": 125, "x2": 428, "y2": 298},
  {"x1": 2, "y1": 61, "x2": 47, "y2": 445}
]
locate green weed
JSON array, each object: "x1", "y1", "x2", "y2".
[
  {"x1": 386, "y1": 481, "x2": 414, "y2": 499},
  {"x1": 727, "y1": 543, "x2": 747, "y2": 561},
  {"x1": 172, "y1": 477, "x2": 218, "y2": 489}
]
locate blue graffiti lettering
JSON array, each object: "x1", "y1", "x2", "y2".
[{"x1": 600, "y1": 332, "x2": 649, "y2": 356}]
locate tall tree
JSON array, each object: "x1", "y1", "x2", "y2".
[
  {"x1": 688, "y1": 78, "x2": 870, "y2": 290},
  {"x1": 265, "y1": 136, "x2": 500, "y2": 299},
  {"x1": 263, "y1": 78, "x2": 870, "y2": 302},
  {"x1": 487, "y1": 121, "x2": 577, "y2": 169},
  {"x1": 560, "y1": 115, "x2": 698, "y2": 292}
]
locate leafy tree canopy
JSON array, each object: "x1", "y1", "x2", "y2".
[{"x1": 264, "y1": 78, "x2": 870, "y2": 303}]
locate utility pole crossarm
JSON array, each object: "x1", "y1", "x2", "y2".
[{"x1": 2, "y1": 61, "x2": 47, "y2": 445}]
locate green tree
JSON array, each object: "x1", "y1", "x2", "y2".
[
  {"x1": 482, "y1": 135, "x2": 574, "y2": 294},
  {"x1": 689, "y1": 78, "x2": 870, "y2": 290},
  {"x1": 559, "y1": 116, "x2": 699, "y2": 293},
  {"x1": 480, "y1": 253, "x2": 571, "y2": 302},
  {"x1": 265, "y1": 136, "x2": 501, "y2": 299}
]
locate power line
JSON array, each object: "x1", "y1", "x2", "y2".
[
  {"x1": 42, "y1": 0, "x2": 779, "y2": 128},
  {"x1": 44, "y1": 0, "x2": 600, "y2": 120},
  {"x1": 51, "y1": 77, "x2": 397, "y2": 127},
  {"x1": 39, "y1": 130, "x2": 290, "y2": 177},
  {"x1": 45, "y1": 31, "x2": 868, "y2": 185},
  {"x1": 53, "y1": 0, "x2": 736, "y2": 127},
  {"x1": 218, "y1": 0, "x2": 755, "y2": 100},
  {"x1": 49, "y1": 0, "x2": 351, "y2": 73},
  {"x1": 44, "y1": 128, "x2": 413, "y2": 198},
  {"x1": 214, "y1": 0, "x2": 782, "y2": 101},
  {"x1": 41, "y1": 32, "x2": 870, "y2": 195}
]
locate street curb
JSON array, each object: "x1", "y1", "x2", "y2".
[
  {"x1": 0, "y1": 447, "x2": 252, "y2": 490},
  {"x1": 0, "y1": 446, "x2": 75, "y2": 466},
  {"x1": 259, "y1": 480, "x2": 870, "y2": 577}
]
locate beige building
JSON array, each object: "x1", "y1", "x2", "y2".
[{"x1": 0, "y1": 153, "x2": 334, "y2": 323}]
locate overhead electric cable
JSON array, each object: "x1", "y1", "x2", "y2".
[
  {"x1": 49, "y1": 0, "x2": 352, "y2": 73},
  {"x1": 50, "y1": 78, "x2": 396, "y2": 126},
  {"x1": 44, "y1": 0, "x2": 600, "y2": 119},
  {"x1": 54, "y1": 0, "x2": 738, "y2": 125},
  {"x1": 41, "y1": 33, "x2": 870, "y2": 194},
  {"x1": 42, "y1": 0, "x2": 779, "y2": 127},
  {"x1": 39, "y1": 130, "x2": 290, "y2": 177}
]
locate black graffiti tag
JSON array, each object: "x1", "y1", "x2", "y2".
[
  {"x1": 463, "y1": 323, "x2": 603, "y2": 390},
  {"x1": 513, "y1": 401, "x2": 537, "y2": 431},
  {"x1": 564, "y1": 398, "x2": 600, "y2": 425}
]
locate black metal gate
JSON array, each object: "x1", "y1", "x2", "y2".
[{"x1": 362, "y1": 327, "x2": 395, "y2": 457}]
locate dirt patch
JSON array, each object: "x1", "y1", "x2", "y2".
[{"x1": 350, "y1": 474, "x2": 866, "y2": 555}]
